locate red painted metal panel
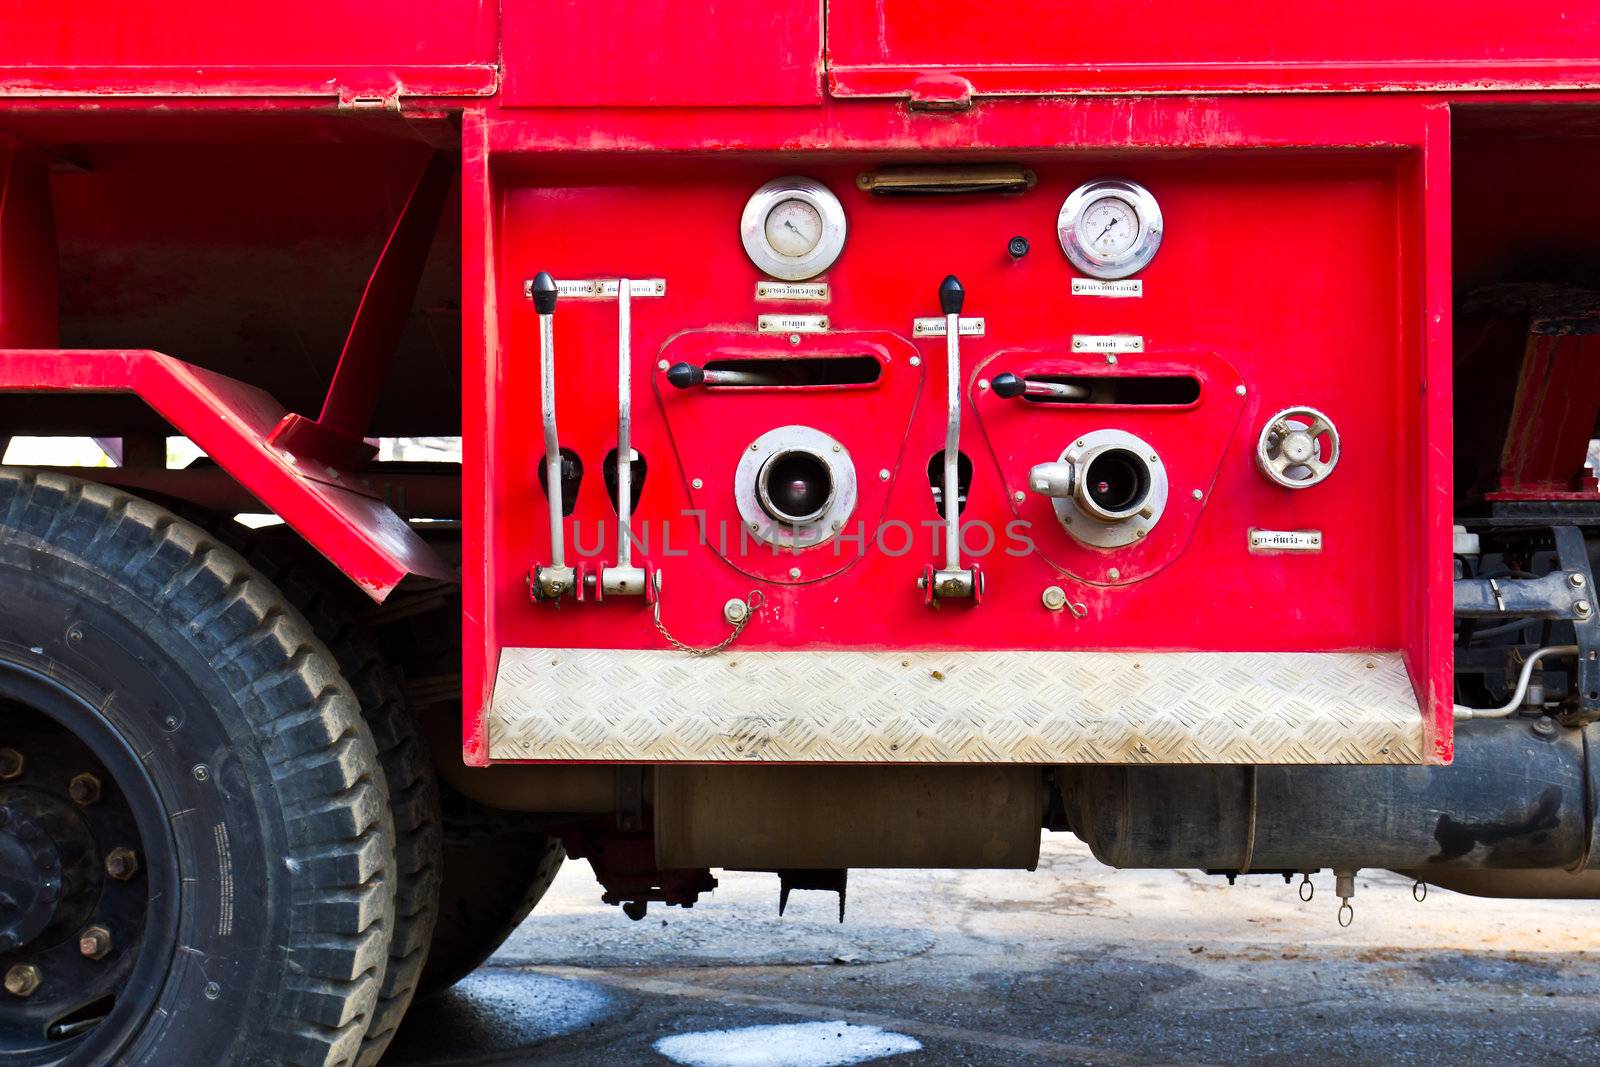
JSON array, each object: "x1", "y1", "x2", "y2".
[
  {"x1": 827, "y1": 1, "x2": 1600, "y2": 98},
  {"x1": 499, "y1": 0, "x2": 820, "y2": 107},
  {"x1": 0, "y1": 0, "x2": 496, "y2": 97},
  {"x1": 467, "y1": 144, "x2": 1447, "y2": 758},
  {"x1": 0, "y1": 349, "x2": 456, "y2": 600},
  {"x1": 0, "y1": 152, "x2": 56, "y2": 346}
]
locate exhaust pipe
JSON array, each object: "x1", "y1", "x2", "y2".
[{"x1": 1059, "y1": 720, "x2": 1600, "y2": 887}]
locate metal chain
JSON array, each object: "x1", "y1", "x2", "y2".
[{"x1": 653, "y1": 585, "x2": 765, "y2": 656}]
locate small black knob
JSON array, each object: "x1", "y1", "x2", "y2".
[
  {"x1": 939, "y1": 275, "x2": 965, "y2": 316},
  {"x1": 1007, "y1": 236, "x2": 1030, "y2": 259},
  {"x1": 530, "y1": 271, "x2": 558, "y2": 315},
  {"x1": 991, "y1": 372, "x2": 1025, "y2": 399},
  {"x1": 666, "y1": 362, "x2": 705, "y2": 389}
]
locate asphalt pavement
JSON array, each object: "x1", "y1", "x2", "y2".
[{"x1": 387, "y1": 835, "x2": 1600, "y2": 1066}]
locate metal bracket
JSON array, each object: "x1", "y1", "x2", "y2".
[
  {"x1": 776, "y1": 869, "x2": 848, "y2": 923},
  {"x1": 1554, "y1": 526, "x2": 1600, "y2": 723}
]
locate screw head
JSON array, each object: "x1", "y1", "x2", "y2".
[
  {"x1": 1235, "y1": 384, "x2": 1247, "y2": 396},
  {"x1": 204, "y1": 981, "x2": 221, "y2": 1000},
  {"x1": 1192, "y1": 489, "x2": 1204, "y2": 500},
  {"x1": 1578, "y1": 600, "x2": 1592, "y2": 617},
  {"x1": 909, "y1": 356, "x2": 922, "y2": 368},
  {"x1": 4, "y1": 965, "x2": 39, "y2": 997},
  {"x1": 1107, "y1": 567, "x2": 1121, "y2": 581},
  {"x1": 657, "y1": 359, "x2": 669, "y2": 371},
  {"x1": 68, "y1": 773, "x2": 102, "y2": 806},
  {"x1": 788, "y1": 333, "x2": 801, "y2": 346},
  {"x1": 0, "y1": 748, "x2": 22, "y2": 780},
  {"x1": 788, "y1": 567, "x2": 802, "y2": 579},
  {"x1": 105, "y1": 846, "x2": 140, "y2": 882},
  {"x1": 878, "y1": 469, "x2": 891, "y2": 482},
  {"x1": 691, "y1": 478, "x2": 703, "y2": 490},
  {"x1": 1105, "y1": 354, "x2": 1118, "y2": 365},
  {"x1": 723, "y1": 599, "x2": 749, "y2": 625},
  {"x1": 78, "y1": 925, "x2": 112, "y2": 960},
  {"x1": 978, "y1": 379, "x2": 990, "y2": 391},
  {"x1": 1571, "y1": 573, "x2": 1588, "y2": 588},
  {"x1": 1042, "y1": 586, "x2": 1068, "y2": 612},
  {"x1": 1014, "y1": 491, "x2": 1026, "y2": 503},
  {"x1": 192, "y1": 764, "x2": 209, "y2": 782}
]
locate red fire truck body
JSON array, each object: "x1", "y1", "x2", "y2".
[{"x1": 1, "y1": 4, "x2": 1599, "y2": 1064}]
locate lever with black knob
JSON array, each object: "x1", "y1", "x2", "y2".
[
  {"x1": 921, "y1": 274, "x2": 981, "y2": 604},
  {"x1": 666, "y1": 361, "x2": 782, "y2": 389},
  {"x1": 990, "y1": 372, "x2": 1089, "y2": 401}
]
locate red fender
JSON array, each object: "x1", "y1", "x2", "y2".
[{"x1": 0, "y1": 347, "x2": 456, "y2": 600}]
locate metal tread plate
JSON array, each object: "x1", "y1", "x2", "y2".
[{"x1": 488, "y1": 648, "x2": 1424, "y2": 764}]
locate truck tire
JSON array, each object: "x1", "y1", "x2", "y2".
[
  {"x1": 0, "y1": 471, "x2": 395, "y2": 1067},
  {"x1": 417, "y1": 782, "x2": 565, "y2": 995},
  {"x1": 226, "y1": 530, "x2": 443, "y2": 1066}
]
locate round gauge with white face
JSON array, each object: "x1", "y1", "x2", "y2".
[
  {"x1": 1057, "y1": 178, "x2": 1163, "y2": 279},
  {"x1": 741, "y1": 177, "x2": 847, "y2": 280}
]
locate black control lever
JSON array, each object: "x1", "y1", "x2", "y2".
[
  {"x1": 666, "y1": 362, "x2": 705, "y2": 389},
  {"x1": 990, "y1": 371, "x2": 1089, "y2": 402},
  {"x1": 992, "y1": 372, "x2": 1026, "y2": 398},
  {"x1": 666, "y1": 361, "x2": 782, "y2": 389}
]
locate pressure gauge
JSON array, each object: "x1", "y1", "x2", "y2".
[
  {"x1": 1057, "y1": 178, "x2": 1163, "y2": 279},
  {"x1": 741, "y1": 177, "x2": 847, "y2": 281}
]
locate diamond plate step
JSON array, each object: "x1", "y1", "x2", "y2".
[{"x1": 488, "y1": 649, "x2": 1424, "y2": 764}]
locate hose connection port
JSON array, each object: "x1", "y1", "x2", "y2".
[
  {"x1": 1078, "y1": 446, "x2": 1153, "y2": 522},
  {"x1": 1028, "y1": 429, "x2": 1168, "y2": 549},
  {"x1": 758, "y1": 449, "x2": 836, "y2": 526},
  {"x1": 735, "y1": 426, "x2": 858, "y2": 550}
]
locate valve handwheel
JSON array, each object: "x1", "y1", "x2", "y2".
[{"x1": 1255, "y1": 406, "x2": 1339, "y2": 489}]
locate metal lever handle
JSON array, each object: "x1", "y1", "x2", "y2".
[
  {"x1": 531, "y1": 271, "x2": 575, "y2": 599},
  {"x1": 992, "y1": 372, "x2": 1090, "y2": 401},
  {"x1": 603, "y1": 280, "x2": 648, "y2": 596},
  {"x1": 666, "y1": 362, "x2": 782, "y2": 389},
  {"x1": 919, "y1": 275, "x2": 981, "y2": 604},
  {"x1": 940, "y1": 275, "x2": 963, "y2": 573}
]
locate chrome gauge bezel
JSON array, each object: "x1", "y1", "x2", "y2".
[
  {"x1": 740, "y1": 176, "x2": 848, "y2": 281},
  {"x1": 1057, "y1": 178, "x2": 1164, "y2": 280}
]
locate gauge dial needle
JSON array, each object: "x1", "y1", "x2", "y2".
[
  {"x1": 784, "y1": 219, "x2": 803, "y2": 235},
  {"x1": 1095, "y1": 220, "x2": 1118, "y2": 242}
]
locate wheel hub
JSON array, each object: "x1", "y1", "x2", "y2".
[{"x1": 0, "y1": 798, "x2": 66, "y2": 954}]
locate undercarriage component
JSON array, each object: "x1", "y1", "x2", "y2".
[
  {"x1": 1061, "y1": 719, "x2": 1599, "y2": 882},
  {"x1": 1453, "y1": 524, "x2": 1600, "y2": 723},
  {"x1": 653, "y1": 765, "x2": 1043, "y2": 870},
  {"x1": 560, "y1": 821, "x2": 717, "y2": 920}
]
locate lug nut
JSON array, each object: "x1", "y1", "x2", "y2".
[
  {"x1": 78, "y1": 925, "x2": 112, "y2": 960},
  {"x1": 105, "y1": 847, "x2": 140, "y2": 882},
  {"x1": 69, "y1": 773, "x2": 102, "y2": 806},
  {"x1": 4, "y1": 964, "x2": 40, "y2": 997},
  {"x1": 0, "y1": 748, "x2": 22, "y2": 780}
]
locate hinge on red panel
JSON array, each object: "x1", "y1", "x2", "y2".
[{"x1": 907, "y1": 73, "x2": 974, "y2": 112}]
